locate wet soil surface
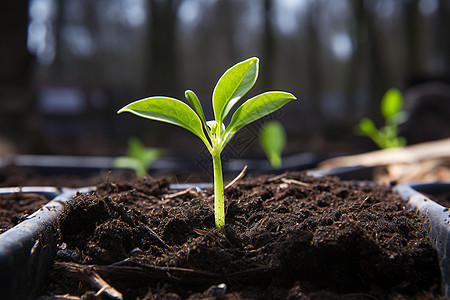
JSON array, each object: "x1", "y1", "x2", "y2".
[
  {"x1": 0, "y1": 165, "x2": 136, "y2": 188},
  {"x1": 0, "y1": 192, "x2": 50, "y2": 234},
  {"x1": 39, "y1": 172, "x2": 441, "y2": 299},
  {"x1": 424, "y1": 191, "x2": 450, "y2": 208},
  {"x1": 0, "y1": 165, "x2": 136, "y2": 233}
]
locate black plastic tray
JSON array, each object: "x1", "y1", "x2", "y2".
[
  {"x1": 394, "y1": 182, "x2": 450, "y2": 295},
  {"x1": 0, "y1": 153, "x2": 327, "y2": 178},
  {"x1": 1, "y1": 180, "x2": 449, "y2": 298},
  {"x1": 0, "y1": 187, "x2": 92, "y2": 300}
]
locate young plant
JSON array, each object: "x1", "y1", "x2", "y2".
[
  {"x1": 259, "y1": 120, "x2": 286, "y2": 169},
  {"x1": 114, "y1": 137, "x2": 163, "y2": 177},
  {"x1": 356, "y1": 88, "x2": 407, "y2": 149},
  {"x1": 118, "y1": 57, "x2": 297, "y2": 229}
]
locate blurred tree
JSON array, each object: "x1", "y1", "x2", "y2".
[
  {"x1": 366, "y1": 4, "x2": 389, "y2": 119},
  {"x1": 3, "y1": 0, "x2": 446, "y2": 155},
  {"x1": 345, "y1": 0, "x2": 365, "y2": 115},
  {"x1": 345, "y1": 0, "x2": 388, "y2": 119},
  {"x1": 437, "y1": 0, "x2": 450, "y2": 80},
  {"x1": 261, "y1": 0, "x2": 275, "y2": 90},
  {"x1": 0, "y1": 1, "x2": 32, "y2": 85},
  {"x1": 0, "y1": 0, "x2": 42, "y2": 153},
  {"x1": 147, "y1": 0, "x2": 182, "y2": 95},
  {"x1": 305, "y1": 1, "x2": 322, "y2": 122},
  {"x1": 405, "y1": 0, "x2": 422, "y2": 83},
  {"x1": 52, "y1": 0, "x2": 64, "y2": 79},
  {"x1": 215, "y1": 0, "x2": 238, "y2": 60}
]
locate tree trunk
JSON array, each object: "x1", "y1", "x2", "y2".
[
  {"x1": 305, "y1": 2, "x2": 322, "y2": 122},
  {"x1": 0, "y1": 0, "x2": 32, "y2": 85},
  {"x1": 261, "y1": 0, "x2": 275, "y2": 90},
  {"x1": 405, "y1": 0, "x2": 422, "y2": 85},
  {"x1": 147, "y1": 0, "x2": 181, "y2": 95}
]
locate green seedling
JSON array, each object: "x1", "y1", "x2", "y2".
[
  {"x1": 259, "y1": 120, "x2": 286, "y2": 169},
  {"x1": 114, "y1": 137, "x2": 163, "y2": 177},
  {"x1": 118, "y1": 57, "x2": 297, "y2": 229},
  {"x1": 356, "y1": 88, "x2": 407, "y2": 149}
]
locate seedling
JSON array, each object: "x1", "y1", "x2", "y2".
[
  {"x1": 356, "y1": 88, "x2": 407, "y2": 149},
  {"x1": 114, "y1": 137, "x2": 163, "y2": 177},
  {"x1": 259, "y1": 120, "x2": 286, "y2": 169},
  {"x1": 118, "y1": 57, "x2": 297, "y2": 229}
]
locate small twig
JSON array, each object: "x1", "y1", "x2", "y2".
[
  {"x1": 267, "y1": 173, "x2": 288, "y2": 182},
  {"x1": 90, "y1": 272, "x2": 123, "y2": 299},
  {"x1": 193, "y1": 228, "x2": 210, "y2": 236},
  {"x1": 138, "y1": 221, "x2": 169, "y2": 249},
  {"x1": 30, "y1": 239, "x2": 40, "y2": 256},
  {"x1": 54, "y1": 263, "x2": 123, "y2": 300},
  {"x1": 358, "y1": 196, "x2": 372, "y2": 209},
  {"x1": 164, "y1": 188, "x2": 198, "y2": 199},
  {"x1": 45, "y1": 295, "x2": 81, "y2": 300},
  {"x1": 341, "y1": 293, "x2": 379, "y2": 300},
  {"x1": 55, "y1": 261, "x2": 272, "y2": 285},
  {"x1": 281, "y1": 178, "x2": 310, "y2": 187},
  {"x1": 225, "y1": 165, "x2": 247, "y2": 191},
  {"x1": 383, "y1": 233, "x2": 400, "y2": 245}
]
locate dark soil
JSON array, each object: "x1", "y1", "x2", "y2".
[
  {"x1": 39, "y1": 172, "x2": 441, "y2": 299},
  {"x1": 0, "y1": 165, "x2": 136, "y2": 188},
  {"x1": 0, "y1": 165, "x2": 137, "y2": 233},
  {"x1": 0, "y1": 192, "x2": 50, "y2": 234},
  {"x1": 424, "y1": 191, "x2": 450, "y2": 208}
]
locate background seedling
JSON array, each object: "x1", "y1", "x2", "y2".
[
  {"x1": 114, "y1": 137, "x2": 163, "y2": 177},
  {"x1": 356, "y1": 88, "x2": 407, "y2": 149},
  {"x1": 259, "y1": 120, "x2": 286, "y2": 169},
  {"x1": 118, "y1": 57, "x2": 297, "y2": 229}
]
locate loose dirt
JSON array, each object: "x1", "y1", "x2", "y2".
[{"x1": 40, "y1": 172, "x2": 441, "y2": 299}]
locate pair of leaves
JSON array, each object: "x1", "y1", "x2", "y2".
[
  {"x1": 114, "y1": 137, "x2": 162, "y2": 177},
  {"x1": 118, "y1": 57, "x2": 296, "y2": 153},
  {"x1": 213, "y1": 57, "x2": 259, "y2": 124},
  {"x1": 357, "y1": 117, "x2": 406, "y2": 149},
  {"x1": 356, "y1": 88, "x2": 407, "y2": 149}
]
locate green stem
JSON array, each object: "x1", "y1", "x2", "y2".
[{"x1": 212, "y1": 150, "x2": 225, "y2": 229}]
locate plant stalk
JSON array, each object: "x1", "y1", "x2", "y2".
[{"x1": 212, "y1": 150, "x2": 225, "y2": 229}]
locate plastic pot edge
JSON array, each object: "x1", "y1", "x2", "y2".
[
  {"x1": 0, "y1": 187, "x2": 92, "y2": 300},
  {"x1": 394, "y1": 182, "x2": 450, "y2": 296}
]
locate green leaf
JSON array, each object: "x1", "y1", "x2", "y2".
[
  {"x1": 113, "y1": 137, "x2": 163, "y2": 177},
  {"x1": 213, "y1": 57, "x2": 259, "y2": 123},
  {"x1": 259, "y1": 121, "x2": 286, "y2": 169},
  {"x1": 357, "y1": 119, "x2": 391, "y2": 149},
  {"x1": 185, "y1": 90, "x2": 206, "y2": 125},
  {"x1": 381, "y1": 88, "x2": 403, "y2": 120},
  {"x1": 117, "y1": 97, "x2": 210, "y2": 148},
  {"x1": 127, "y1": 137, "x2": 162, "y2": 167},
  {"x1": 114, "y1": 157, "x2": 147, "y2": 177},
  {"x1": 396, "y1": 136, "x2": 407, "y2": 148},
  {"x1": 128, "y1": 136, "x2": 147, "y2": 160},
  {"x1": 222, "y1": 91, "x2": 296, "y2": 146},
  {"x1": 357, "y1": 118, "x2": 377, "y2": 135}
]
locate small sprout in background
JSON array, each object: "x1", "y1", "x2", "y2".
[
  {"x1": 356, "y1": 88, "x2": 408, "y2": 149},
  {"x1": 114, "y1": 137, "x2": 163, "y2": 177},
  {"x1": 259, "y1": 120, "x2": 286, "y2": 169},
  {"x1": 118, "y1": 57, "x2": 297, "y2": 229}
]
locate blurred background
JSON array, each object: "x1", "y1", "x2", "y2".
[{"x1": 1, "y1": 0, "x2": 449, "y2": 161}]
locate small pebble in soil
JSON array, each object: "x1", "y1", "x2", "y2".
[
  {"x1": 205, "y1": 283, "x2": 227, "y2": 297},
  {"x1": 129, "y1": 247, "x2": 143, "y2": 255}
]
